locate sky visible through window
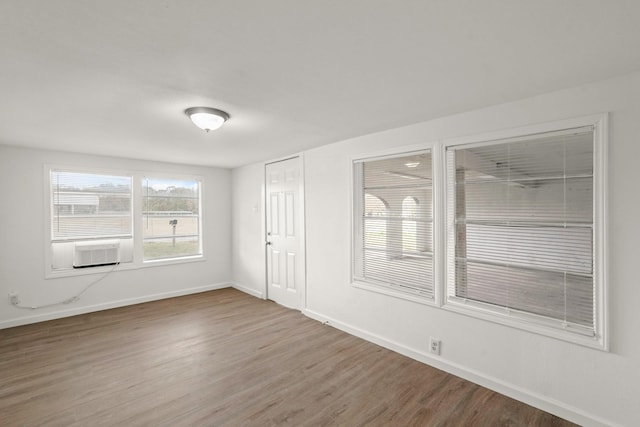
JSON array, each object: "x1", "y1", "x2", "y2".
[
  {"x1": 146, "y1": 178, "x2": 198, "y2": 192},
  {"x1": 53, "y1": 171, "x2": 131, "y2": 191}
]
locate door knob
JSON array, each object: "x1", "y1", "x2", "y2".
[{"x1": 266, "y1": 241, "x2": 272, "y2": 245}]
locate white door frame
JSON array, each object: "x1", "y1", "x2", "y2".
[{"x1": 263, "y1": 154, "x2": 306, "y2": 310}]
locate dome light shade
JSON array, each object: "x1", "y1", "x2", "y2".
[{"x1": 185, "y1": 107, "x2": 230, "y2": 132}]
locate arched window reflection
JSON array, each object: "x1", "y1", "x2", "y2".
[
  {"x1": 402, "y1": 196, "x2": 418, "y2": 253},
  {"x1": 364, "y1": 193, "x2": 388, "y2": 250}
]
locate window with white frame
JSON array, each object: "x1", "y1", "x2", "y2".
[
  {"x1": 50, "y1": 170, "x2": 133, "y2": 270},
  {"x1": 445, "y1": 125, "x2": 602, "y2": 341},
  {"x1": 143, "y1": 177, "x2": 202, "y2": 261},
  {"x1": 353, "y1": 151, "x2": 433, "y2": 298},
  {"x1": 48, "y1": 169, "x2": 204, "y2": 273}
]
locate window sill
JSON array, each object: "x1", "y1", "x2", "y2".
[
  {"x1": 142, "y1": 254, "x2": 205, "y2": 267},
  {"x1": 352, "y1": 279, "x2": 436, "y2": 306},
  {"x1": 443, "y1": 297, "x2": 607, "y2": 351},
  {"x1": 46, "y1": 255, "x2": 206, "y2": 279}
]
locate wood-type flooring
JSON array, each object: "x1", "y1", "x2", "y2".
[{"x1": 0, "y1": 288, "x2": 578, "y2": 426}]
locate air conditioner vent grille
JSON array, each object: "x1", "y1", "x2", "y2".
[{"x1": 73, "y1": 240, "x2": 120, "y2": 268}]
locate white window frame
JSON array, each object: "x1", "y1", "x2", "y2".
[
  {"x1": 442, "y1": 114, "x2": 608, "y2": 350},
  {"x1": 44, "y1": 166, "x2": 205, "y2": 278},
  {"x1": 351, "y1": 145, "x2": 440, "y2": 305}
]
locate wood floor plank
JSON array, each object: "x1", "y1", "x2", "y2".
[{"x1": 0, "y1": 288, "x2": 579, "y2": 426}]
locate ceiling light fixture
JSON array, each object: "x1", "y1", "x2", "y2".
[{"x1": 184, "y1": 107, "x2": 230, "y2": 132}]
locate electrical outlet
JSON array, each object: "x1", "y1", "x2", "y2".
[
  {"x1": 9, "y1": 292, "x2": 20, "y2": 306},
  {"x1": 429, "y1": 337, "x2": 441, "y2": 355}
]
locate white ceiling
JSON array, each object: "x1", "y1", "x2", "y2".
[{"x1": 1, "y1": 1, "x2": 640, "y2": 169}]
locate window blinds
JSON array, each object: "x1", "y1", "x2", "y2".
[
  {"x1": 446, "y1": 127, "x2": 595, "y2": 335},
  {"x1": 51, "y1": 171, "x2": 132, "y2": 241},
  {"x1": 354, "y1": 152, "x2": 433, "y2": 297}
]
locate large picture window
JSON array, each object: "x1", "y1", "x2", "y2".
[
  {"x1": 353, "y1": 151, "x2": 433, "y2": 298},
  {"x1": 446, "y1": 126, "x2": 600, "y2": 339},
  {"x1": 143, "y1": 177, "x2": 202, "y2": 261}
]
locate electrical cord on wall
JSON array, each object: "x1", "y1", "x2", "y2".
[{"x1": 10, "y1": 262, "x2": 120, "y2": 310}]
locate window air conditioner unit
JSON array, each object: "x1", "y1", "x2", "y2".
[{"x1": 73, "y1": 240, "x2": 120, "y2": 268}]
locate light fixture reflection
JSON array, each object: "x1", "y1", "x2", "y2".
[{"x1": 185, "y1": 107, "x2": 230, "y2": 132}]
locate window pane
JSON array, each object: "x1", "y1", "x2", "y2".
[
  {"x1": 355, "y1": 152, "x2": 433, "y2": 296},
  {"x1": 447, "y1": 128, "x2": 595, "y2": 333},
  {"x1": 402, "y1": 197, "x2": 418, "y2": 252},
  {"x1": 51, "y1": 171, "x2": 132, "y2": 240},
  {"x1": 456, "y1": 259, "x2": 594, "y2": 327},
  {"x1": 143, "y1": 178, "x2": 201, "y2": 261}
]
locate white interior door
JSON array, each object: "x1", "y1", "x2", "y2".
[{"x1": 265, "y1": 157, "x2": 304, "y2": 309}]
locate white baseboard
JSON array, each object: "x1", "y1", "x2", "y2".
[
  {"x1": 230, "y1": 282, "x2": 264, "y2": 299},
  {"x1": 302, "y1": 308, "x2": 617, "y2": 427},
  {"x1": 0, "y1": 282, "x2": 232, "y2": 330}
]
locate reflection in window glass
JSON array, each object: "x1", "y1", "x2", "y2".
[
  {"x1": 447, "y1": 127, "x2": 596, "y2": 335},
  {"x1": 354, "y1": 151, "x2": 433, "y2": 297},
  {"x1": 402, "y1": 197, "x2": 418, "y2": 253},
  {"x1": 364, "y1": 194, "x2": 387, "y2": 250}
]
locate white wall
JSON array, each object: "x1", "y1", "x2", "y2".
[
  {"x1": 0, "y1": 146, "x2": 232, "y2": 328},
  {"x1": 231, "y1": 162, "x2": 265, "y2": 297},
  {"x1": 231, "y1": 70, "x2": 640, "y2": 427}
]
